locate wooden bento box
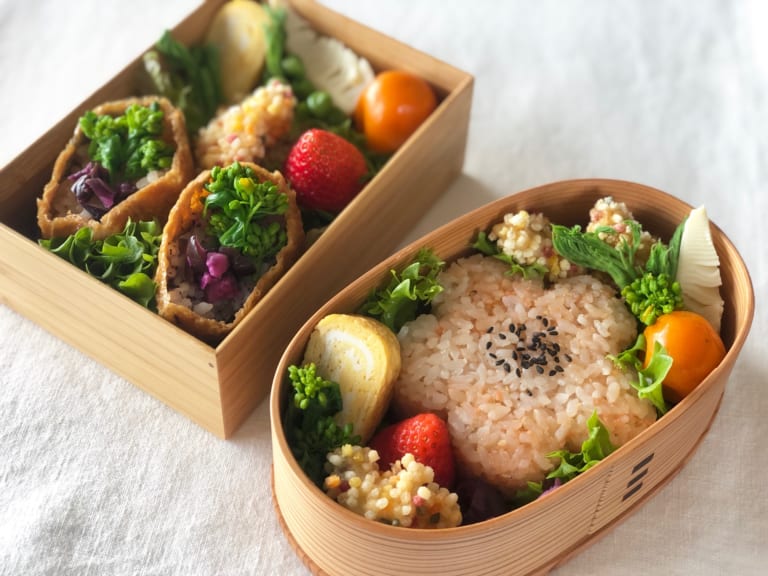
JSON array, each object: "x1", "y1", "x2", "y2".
[
  {"x1": 0, "y1": 0, "x2": 473, "y2": 438},
  {"x1": 270, "y1": 179, "x2": 754, "y2": 575}
]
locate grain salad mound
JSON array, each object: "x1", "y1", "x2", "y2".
[{"x1": 392, "y1": 254, "x2": 657, "y2": 492}]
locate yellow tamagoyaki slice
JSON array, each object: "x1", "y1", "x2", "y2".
[
  {"x1": 205, "y1": 0, "x2": 270, "y2": 104},
  {"x1": 303, "y1": 314, "x2": 401, "y2": 443}
]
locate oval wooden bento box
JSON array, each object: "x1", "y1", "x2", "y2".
[{"x1": 270, "y1": 178, "x2": 755, "y2": 576}]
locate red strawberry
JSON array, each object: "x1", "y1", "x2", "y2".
[
  {"x1": 283, "y1": 128, "x2": 368, "y2": 212},
  {"x1": 369, "y1": 413, "x2": 455, "y2": 488}
]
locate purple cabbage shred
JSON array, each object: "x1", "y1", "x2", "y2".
[
  {"x1": 186, "y1": 235, "x2": 208, "y2": 276},
  {"x1": 205, "y1": 251, "x2": 230, "y2": 279},
  {"x1": 186, "y1": 235, "x2": 250, "y2": 304},
  {"x1": 219, "y1": 246, "x2": 256, "y2": 276},
  {"x1": 539, "y1": 477, "x2": 563, "y2": 497},
  {"x1": 198, "y1": 250, "x2": 239, "y2": 303},
  {"x1": 455, "y1": 478, "x2": 508, "y2": 525},
  {"x1": 68, "y1": 162, "x2": 135, "y2": 219},
  {"x1": 202, "y1": 272, "x2": 239, "y2": 303}
]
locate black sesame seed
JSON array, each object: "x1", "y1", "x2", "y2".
[
  {"x1": 564, "y1": 354, "x2": 572, "y2": 362},
  {"x1": 554, "y1": 356, "x2": 560, "y2": 363},
  {"x1": 520, "y1": 324, "x2": 527, "y2": 331},
  {"x1": 509, "y1": 323, "x2": 516, "y2": 332},
  {"x1": 504, "y1": 363, "x2": 511, "y2": 372},
  {"x1": 499, "y1": 333, "x2": 507, "y2": 340},
  {"x1": 549, "y1": 370, "x2": 557, "y2": 376},
  {"x1": 542, "y1": 318, "x2": 549, "y2": 327},
  {"x1": 555, "y1": 365, "x2": 564, "y2": 373},
  {"x1": 536, "y1": 315, "x2": 542, "y2": 320},
  {"x1": 485, "y1": 341, "x2": 492, "y2": 350},
  {"x1": 526, "y1": 389, "x2": 533, "y2": 396},
  {"x1": 516, "y1": 368, "x2": 522, "y2": 377},
  {"x1": 553, "y1": 343, "x2": 561, "y2": 352},
  {"x1": 512, "y1": 351, "x2": 518, "y2": 361},
  {"x1": 495, "y1": 359, "x2": 505, "y2": 366},
  {"x1": 549, "y1": 331, "x2": 559, "y2": 336},
  {"x1": 487, "y1": 326, "x2": 494, "y2": 333},
  {"x1": 536, "y1": 365, "x2": 544, "y2": 374},
  {"x1": 489, "y1": 352, "x2": 497, "y2": 359},
  {"x1": 521, "y1": 361, "x2": 530, "y2": 369}
]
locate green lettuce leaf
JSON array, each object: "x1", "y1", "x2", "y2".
[
  {"x1": 633, "y1": 341, "x2": 672, "y2": 415},
  {"x1": 39, "y1": 219, "x2": 162, "y2": 309},
  {"x1": 358, "y1": 248, "x2": 444, "y2": 333},
  {"x1": 546, "y1": 411, "x2": 617, "y2": 482}
]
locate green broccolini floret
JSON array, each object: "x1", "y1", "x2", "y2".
[
  {"x1": 358, "y1": 248, "x2": 445, "y2": 333},
  {"x1": 623, "y1": 218, "x2": 685, "y2": 325},
  {"x1": 621, "y1": 272, "x2": 684, "y2": 326},
  {"x1": 79, "y1": 102, "x2": 174, "y2": 183},
  {"x1": 203, "y1": 162, "x2": 288, "y2": 261},
  {"x1": 284, "y1": 363, "x2": 360, "y2": 486}
]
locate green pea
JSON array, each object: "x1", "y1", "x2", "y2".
[
  {"x1": 306, "y1": 91, "x2": 333, "y2": 119},
  {"x1": 292, "y1": 78, "x2": 315, "y2": 100},
  {"x1": 281, "y1": 55, "x2": 305, "y2": 79}
]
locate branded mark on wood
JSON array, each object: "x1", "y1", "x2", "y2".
[{"x1": 622, "y1": 452, "x2": 655, "y2": 501}]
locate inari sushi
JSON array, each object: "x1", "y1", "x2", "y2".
[
  {"x1": 37, "y1": 96, "x2": 194, "y2": 240},
  {"x1": 155, "y1": 161, "x2": 304, "y2": 343}
]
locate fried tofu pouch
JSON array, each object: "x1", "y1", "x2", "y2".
[
  {"x1": 37, "y1": 96, "x2": 194, "y2": 240},
  {"x1": 155, "y1": 162, "x2": 304, "y2": 343}
]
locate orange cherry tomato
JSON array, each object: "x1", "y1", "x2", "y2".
[
  {"x1": 643, "y1": 310, "x2": 726, "y2": 403},
  {"x1": 355, "y1": 70, "x2": 437, "y2": 153}
]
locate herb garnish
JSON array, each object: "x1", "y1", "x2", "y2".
[
  {"x1": 203, "y1": 162, "x2": 289, "y2": 262},
  {"x1": 359, "y1": 248, "x2": 445, "y2": 333},
  {"x1": 39, "y1": 219, "x2": 162, "y2": 309}
]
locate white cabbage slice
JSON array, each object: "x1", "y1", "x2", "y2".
[
  {"x1": 676, "y1": 206, "x2": 725, "y2": 332},
  {"x1": 272, "y1": 0, "x2": 374, "y2": 114}
]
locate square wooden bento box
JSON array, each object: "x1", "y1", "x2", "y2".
[{"x1": 0, "y1": 0, "x2": 474, "y2": 438}]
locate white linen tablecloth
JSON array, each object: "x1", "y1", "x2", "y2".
[{"x1": 1, "y1": 1, "x2": 766, "y2": 574}]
